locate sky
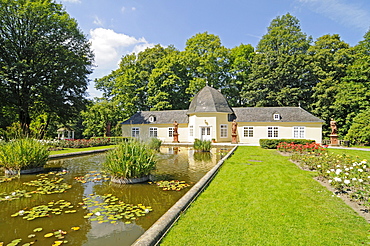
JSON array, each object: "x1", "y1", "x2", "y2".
[{"x1": 58, "y1": 0, "x2": 370, "y2": 98}]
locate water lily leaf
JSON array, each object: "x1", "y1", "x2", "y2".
[
  {"x1": 44, "y1": 233, "x2": 54, "y2": 238},
  {"x1": 27, "y1": 234, "x2": 36, "y2": 238},
  {"x1": 71, "y1": 226, "x2": 80, "y2": 231},
  {"x1": 33, "y1": 228, "x2": 43, "y2": 232}
]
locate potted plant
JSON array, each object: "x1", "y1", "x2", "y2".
[
  {"x1": 103, "y1": 140, "x2": 157, "y2": 184},
  {"x1": 0, "y1": 138, "x2": 49, "y2": 175}
]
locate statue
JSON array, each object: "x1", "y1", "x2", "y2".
[
  {"x1": 232, "y1": 119, "x2": 237, "y2": 135},
  {"x1": 330, "y1": 119, "x2": 337, "y2": 135},
  {"x1": 173, "y1": 121, "x2": 178, "y2": 134}
]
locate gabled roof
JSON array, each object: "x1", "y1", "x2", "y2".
[
  {"x1": 121, "y1": 110, "x2": 188, "y2": 125},
  {"x1": 232, "y1": 107, "x2": 324, "y2": 123},
  {"x1": 187, "y1": 86, "x2": 234, "y2": 114}
]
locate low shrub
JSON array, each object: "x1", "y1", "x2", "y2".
[
  {"x1": 193, "y1": 139, "x2": 212, "y2": 152},
  {"x1": 277, "y1": 142, "x2": 327, "y2": 153},
  {"x1": 0, "y1": 138, "x2": 49, "y2": 172},
  {"x1": 260, "y1": 139, "x2": 315, "y2": 149},
  {"x1": 103, "y1": 140, "x2": 157, "y2": 179}
]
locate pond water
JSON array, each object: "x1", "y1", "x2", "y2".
[{"x1": 0, "y1": 146, "x2": 231, "y2": 246}]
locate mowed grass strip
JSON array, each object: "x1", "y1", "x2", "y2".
[
  {"x1": 160, "y1": 147, "x2": 369, "y2": 246},
  {"x1": 49, "y1": 145, "x2": 117, "y2": 156}
]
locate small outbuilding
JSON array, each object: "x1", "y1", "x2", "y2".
[
  {"x1": 121, "y1": 86, "x2": 324, "y2": 145},
  {"x1": 57, "y1": 127, "x2": 75, "y2": 140}
]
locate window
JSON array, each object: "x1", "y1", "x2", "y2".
[
  {"x1": 132, "y1": 127, "x2": 140, "y2": 138},
  {"x1": 168, "y1": 127, "x2": 174, "y2": 137},
  {"x1": 189, "y1": 125, "x2": 193, "y2": 137},
  {"x1": 148, "y1": 115, "x2": 156, "y2": 123},
  {"x1": 268, "y1": 126, "x2": 278, "y2": 138},
  {"x1": 149, "y1": 127, "x2": 158, "y2": 138},
  {"x1": 293, "y1": 126, "x2": 305, "y2": 138},
  {"x1": 273, "y1": 114, "x2": 280, "y2": 120},
  {"x1": 243, "y1": 127, "x2": 254, "y2": 137},
  {"x1": 220, "y1": 124, "x2": 228, "y2": 138}
]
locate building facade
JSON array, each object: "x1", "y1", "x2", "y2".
[{"x1": 121, "y1": 86, "x2": 324, "y2": 145}]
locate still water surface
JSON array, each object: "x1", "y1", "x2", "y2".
[{"x1": 0, "y1": 146, "x2": 231, "y2": 246}]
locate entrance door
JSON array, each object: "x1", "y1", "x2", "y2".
[{"x1": 201, "y1": 127, "x2": 211, "y2": 141}]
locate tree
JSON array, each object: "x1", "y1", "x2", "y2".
[
  {"x1": 95, "y1": 45, "x2": 171, "y2": 117},
  {"x1": 147, "y1": 48, "x2": 191, "y2": 110},
  {"x1": 228, "y1": 44, "x2": 254, "y2": 106},
  {"x1": 0, "y1": 0, "x2": 94, "y2": 134},
  {"x1": 245, "y1": 13, "x2": 314, "y2": 108},
  {"x1": 308, "y1": 34, "x2": 352, "y2": 136},
  {"x1": 81, "y1": 99, "x2": 124, "y2": 137},
  {"x1": 183, "y1": 32, "x2": 231, "y2": 97},
  {"x1": 333, "y1": 29, "x2": 370, "y2": 136},
  {"x1": 345, "y1": 107, "x2": 370, "y2": 145}
]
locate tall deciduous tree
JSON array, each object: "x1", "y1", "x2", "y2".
[
  {"x1": 81, "y1": 99, "x2": 123, "y2": 137},
  {"x1": 95, "y1": 45, "x2": 172, "y2": 118},
  {"x1": 245, "y1": 13, "x2": 314, "y2": 108},
  {"x1": 184, "y1": 32, "x2": 230, "y2": 97},
  {"x1": 309, "y1": 34, "x2": 352, "y2": 136},
  {"x1": 0, "y1": 0, "x2": 94, "y2": 133},
  {"x1": 228, "y1": 44, "x2": 254, "y2": 106},
  {"x1": 334, "y1": 29, "x2": 370, "y2": 136},
  {"x1": 147, "y1": 48, "x2": 191, "y2": 110}
]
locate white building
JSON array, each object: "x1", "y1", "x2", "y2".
[{"x1": 121, "y1": 86, "x2": 323, "y2": 145}]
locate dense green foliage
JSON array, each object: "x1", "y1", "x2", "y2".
[
  {"x1": 161, "y1": 147, "x2": 369, "y2": 245},
  {"x1": 259, "y1": 138, "x2": 315, "y2": 149},
  {"x1": 0, "y1": 0, "x2": 93, "y2": 136},
  {"x1": 1, "y1": 7, "x2": 370, "y2": 143},
  {"x1": 103, "y1": 140, "x2": 157, "y2": 179},
  {"x1": 0, "y1": 138, "x2": 49, "y2": 171},
  {"x1": 193, "y1": 139, "x2": 212, "y2": 152}
]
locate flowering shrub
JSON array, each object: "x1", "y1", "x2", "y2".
[
  {"x1": 277, "y1": 142, "x2": 327, "y2": 154},
  {"x1": 287, "y1": 143, "x2": 370, "y2": 207}
]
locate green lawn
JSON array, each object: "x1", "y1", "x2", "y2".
[
  {"x1": 49, "y1": 145, "x2": 117, "y2": 156},
  {"x1": 160, "y1": 146, "x2": 369, "y2": 246}
]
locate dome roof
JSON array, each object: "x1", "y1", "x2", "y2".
[{"x1": 187, "y1": 86, "x2": 234, "y2": 114}]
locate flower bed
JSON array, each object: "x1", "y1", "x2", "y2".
[{"x1": 279, "y1": 143, "x2": 370, "y2": 207}]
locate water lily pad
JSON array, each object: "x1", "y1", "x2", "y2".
[{"x1": 44, "y1": 233, "x2": 54, "y2": 238}]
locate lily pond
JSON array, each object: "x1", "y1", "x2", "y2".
[{"x1": 0, "y1": 146, "x2": 231, "y2": 246}]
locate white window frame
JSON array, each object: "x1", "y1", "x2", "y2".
[
  {"x1": 243, "y1": 126, "x2": 254, "y2": 138},
  {"x1": 267, "y1": 126, "x2": 279, "y2": 138},
  {"x1": 273, "y1": 114, "x2": 280, "y2": 120},
  {"x1": 189, "y1": 125, "x2": 193, "y2": 137},
  {"x1": 293, "y1": 126, "x2": 305, "y2": 139},
  {"x1": 220, "y1": 124, "x2": 228, "y2": 138},
  {"x1": 132, "y1": 127, "x2": 140, "y2": 138},
  {"x1": 149, "y1": 127, "x2": 158, "y2": 138},
  {"x1": 168, "y1": 127, "x2": 174, "y2": 137}
]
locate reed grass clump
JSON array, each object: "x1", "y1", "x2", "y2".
[
  {"x1": 0, "y1": 138, "x2": 49, "y2": 172},
  {"x1": 147, "y1": 138, "x2": 162, "y2": 151},
  {"x1": 103, "y1": 140, "x2": 157, "y2": 179},
  {"x1": 193, "y1": 139, "x2": 212, "y2": 152}
]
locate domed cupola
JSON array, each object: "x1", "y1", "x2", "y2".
[{"x1": 187, "y1": 86, "x2": 234, "y2": 114}]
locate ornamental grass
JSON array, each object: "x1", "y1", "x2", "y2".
[
  {"x1": 103, "y1": 140, "x2": 157, "y2": 179},
  {"x1": 0, "y1": 138, "x2": 49, "y2": 172},
  {"x1": 193, "y1": 139, "x2": 212, "y2": 152}
]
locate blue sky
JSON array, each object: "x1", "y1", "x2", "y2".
[{"x1": 59, "y1": 0, "x2": 370, "y2": 98}]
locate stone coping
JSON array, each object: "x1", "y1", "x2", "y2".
[{"x1": 132, "y1": 145, "x2": 238, "y2": 246}]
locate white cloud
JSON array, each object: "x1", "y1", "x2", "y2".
[
  {"x1": 121, "y1": 6, "x2": 126, "y2": 13},
  {"x1": 93, "y1": 16, "x2": 104, "y2": 26},
  {"x1": 298, "y1": 0, "x2": 370, "y2": 31},
  {"x1": 132, "y1": 7, "x2": 136, "y2": 11},
  {"x1": 89, "y1": 28, "x2": 154, "y2": 71}
]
